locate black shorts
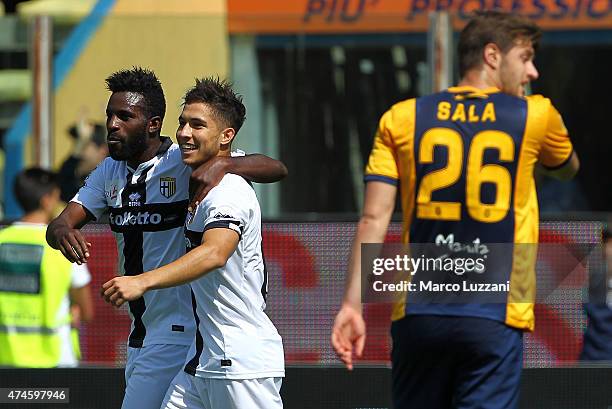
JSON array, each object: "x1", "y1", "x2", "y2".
[{"x1": 391, "y1": 315, "x2": 523, "y2": 409}]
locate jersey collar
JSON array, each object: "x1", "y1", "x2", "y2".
[
  {"x1": 156, "y1": 136, "x2": 173, "y2": 155},
  {"x1": 447, "y1": 86, "x2": 500, "y2": 98}
]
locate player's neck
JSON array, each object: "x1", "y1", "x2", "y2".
[
  {"x1": 20, "y1": 210, "x2": 51, "y2": 224},
  {"x1": 457, "y1": 69, "x2": 500, "y2": 91},
  {"x1": 127, "y1": 137, "x2": 163, "y2": 169}
]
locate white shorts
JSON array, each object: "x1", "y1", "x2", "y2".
[
  {"x1": 122, "y1": 344, "x2": 190, "y2": 409},
  {"x1": 161, "y1": 370, "x2": 283, "y2": 409}
]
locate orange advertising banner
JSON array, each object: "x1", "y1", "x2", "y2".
[{"x1": 228, "y1": 0, "x2": 611, "y2": 33}]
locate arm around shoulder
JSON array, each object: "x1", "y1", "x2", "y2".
[
  {"x1": 227, "y1": 153, "x2": 288, "y2": 183},
  {"x1": 190, "y1": 154, "x2": 288, "y2": 205}
]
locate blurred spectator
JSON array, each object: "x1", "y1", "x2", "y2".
[
  {"x1": 58, "y1": 120, "x2": 108, "y2": 202},
  {"x1": 2, "y1": 0, "x2": 27, "y2": 14},
  {"x1": 580, "y1": 226, "x2": 612, "y2": 361},
  {"x1": 0, "y1": 167, "x2": 93, "y2": 367}
]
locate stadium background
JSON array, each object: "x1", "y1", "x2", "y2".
[{"x1": 0, "y1": 0, "x2": 610, "y2": 408}]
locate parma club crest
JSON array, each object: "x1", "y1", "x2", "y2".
[{"x1": 160, "y1": 177, "x2": 176, "y2": 198}]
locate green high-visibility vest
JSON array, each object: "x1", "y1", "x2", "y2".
[{"x1": 0, "y1": 224, "x2": 73, "y2": 367}]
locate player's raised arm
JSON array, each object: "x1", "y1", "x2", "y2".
[
  {"x1": 47, "y1": 202, "x2": 94, "y2": 264},
  {"x1": 190, "y1": 154, "x2": 287, "y2": 205},
  {"x1": 332, "y1": 181, "x2": 397, "y2": 370}
]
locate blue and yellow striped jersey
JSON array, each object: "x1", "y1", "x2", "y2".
[{"x1": 364, "y1": 86, "x2": 573, "y2": 331}]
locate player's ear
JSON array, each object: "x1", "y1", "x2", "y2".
[
  {"x1": 148, "y1": 116, "x2": 162, "y2": 134},
  {"x1": 220, "y1": 128, "x2": 235, "y2": 146},
  {"x1": 483, "y1": 43, "x2": 501, "y2": 70}
]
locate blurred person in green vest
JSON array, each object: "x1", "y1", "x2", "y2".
[{"x1": 0, "y1": 167, "x2": 93, "y2": 367}]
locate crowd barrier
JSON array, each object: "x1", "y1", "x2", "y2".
[{"x1": 77, "y1": 221, "x2": 603, "y2": 368}]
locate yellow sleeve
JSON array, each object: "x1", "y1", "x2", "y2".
[
  {"x1": 364, "y1": 108, "x2": 400, "y2": 185},
  {"x1": 539, "y1": 103, "x2": 573, "y2": 169}
]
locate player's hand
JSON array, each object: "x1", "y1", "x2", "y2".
[
  {"x1": 54, "y1": 226, "x2": 91, "y2": 264},
  {"x1": 101, "y1": 276, "x2": 146, "y2": 307},
  {"x1": 189, "y1": 156, "x2": 231, "y2": 211},
  {"x1": 331, "y1": 303, "x2": 366, "y2": 370}
]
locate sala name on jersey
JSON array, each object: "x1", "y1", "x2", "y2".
[{"x1": 437, "y1": 101, "x2": 497, "y2": 123}]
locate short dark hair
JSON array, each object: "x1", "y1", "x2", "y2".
[
  {"x1": 13, "y1": 168, "x2": 59, "y2": 213},
  {"x1": 458, "y1": 11, "x2": 541, "y2": 78},
  {"x1": 183, "y1": 77, "x2": 246, "y2": 135},
  {"x1": 105, "y1": 67, "x2": 166, "y2": 121}
]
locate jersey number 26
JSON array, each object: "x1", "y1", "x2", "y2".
[{"x1": 417, "y1": 128, "x2": 515, "y2": 223}]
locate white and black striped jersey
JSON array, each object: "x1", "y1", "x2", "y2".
[
  {"x1": 183, "y1": 173, "x2": 285, "y2": 380},
  {"x1": 72, "y1": 137, "x2": 195, "y2": 347}
]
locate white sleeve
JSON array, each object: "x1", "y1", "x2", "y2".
[
  {"x1": 197, "y1": 183, "x2": 250, "y2": 240},
  {"x1": 70, "y1": 263, "x2": 92, "y2": 288},
  {"x1": 70, "y1": 161, "x2": 108, "y2": 220}
]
